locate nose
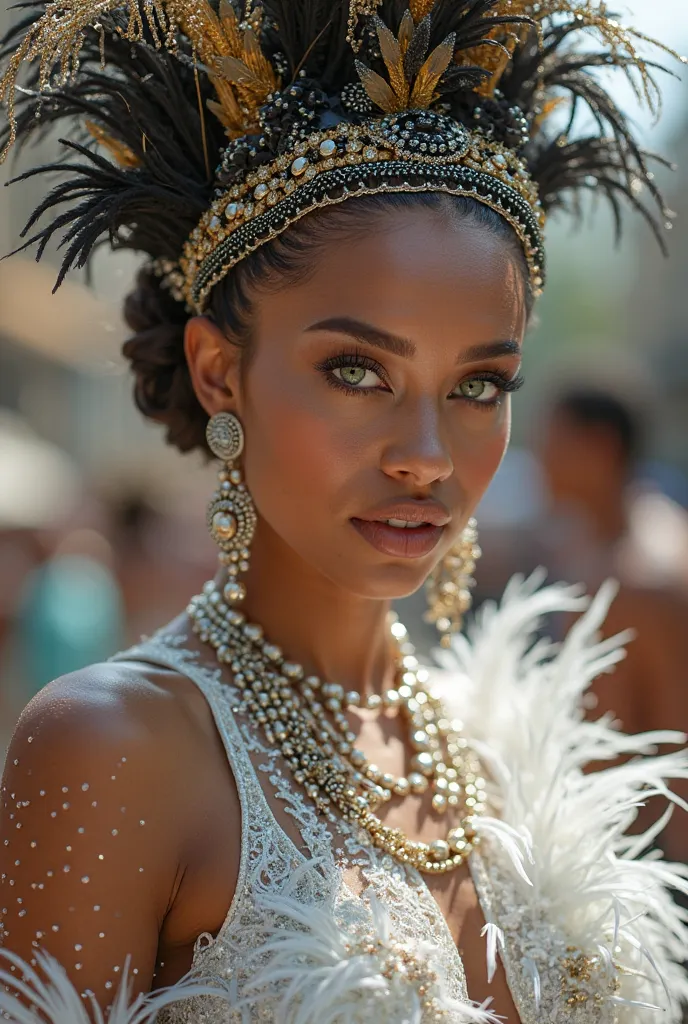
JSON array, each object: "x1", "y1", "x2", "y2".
[{"x1": 379, "y1": 399, "x2": 454, "y2": 487}]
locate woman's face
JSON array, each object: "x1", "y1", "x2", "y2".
[{"x1": 199, "y1": 207, "x2": 527, "y2": 600}]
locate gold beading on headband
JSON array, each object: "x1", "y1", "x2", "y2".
[{"x1": 162, "y1": 113, "x2": 545, "y2": 313}]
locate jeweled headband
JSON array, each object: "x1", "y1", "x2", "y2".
[{"x1": 0, "y1": 1, "x2": 683, "y2": 314}]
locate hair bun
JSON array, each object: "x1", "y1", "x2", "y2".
[{"x1": 122, "y1": 269, "x2": 209, "y2": 455}]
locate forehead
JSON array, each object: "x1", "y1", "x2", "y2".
[{"x1": 256, "y1": 205, "x2": 528, "y2": 345}]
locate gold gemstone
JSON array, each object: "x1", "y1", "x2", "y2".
[
  {"x1": 212, "y1": 512, "x2": 237, "y2": 540},
  {"x1": 393, "y1": 777, "x2": 410, "y2": 796},
  {"x1": 291, "y1": 156, "x2": 309, "y2": 176}
]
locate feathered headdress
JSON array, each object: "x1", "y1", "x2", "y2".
[{"x1": 0, "y1": 0, "x2": 684, "y2": 311}]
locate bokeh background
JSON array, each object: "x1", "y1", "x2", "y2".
[{"x1": 1, "y1": 0, "x2": 688, "y2": 814}]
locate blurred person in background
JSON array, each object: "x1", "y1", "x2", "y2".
[
  {"x1": 539, "y1": 387, "x2": 688, "y2": 863},
  {"x1": 0, "y1": 412, "x2": 82, "y2": 757},
  {"x1": 17, "y1": 528, "x2": 125, "y2": 701},
  {"x1": 1, "y1": 2, "x2": 688, "y2": 1023}
]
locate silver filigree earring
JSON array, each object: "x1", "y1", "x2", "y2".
[{"x1": 206, "y1": 412, "x2": 257, "y2": 605}]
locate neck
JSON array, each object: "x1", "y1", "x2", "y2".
[{"x1": 219, "y1": 520, "x2": 398, "y2": 696}]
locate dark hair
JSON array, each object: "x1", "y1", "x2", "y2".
[
  {"x1": 123, "y1": 191, "x2": 531, "y2": 456},
  {"x1": 554, "y1": 388, "x2": 644, "y2": 466}
]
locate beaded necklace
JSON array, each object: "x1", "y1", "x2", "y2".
[{"x1": 189, "y1": 581, "x2": 486, "y2": 874}]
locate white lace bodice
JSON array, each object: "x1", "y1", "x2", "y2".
[
  {"x1": 113, "y1": 628, "x2": 625, "y2": 1024},
  {"x1": 118, "y1": 635, "x2": 477, "y2": 1024}
]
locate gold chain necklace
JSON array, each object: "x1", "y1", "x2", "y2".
[{"x1": 188, "y1": 581, "x2": 486, "y2": 874}]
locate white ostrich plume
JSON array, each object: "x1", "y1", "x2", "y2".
[
  {"x1": 0, "y1": 949, "x2": 229, "y2": 1023},
  {"x1": 236, "y1": 881, "x2": 503, "y2": 1024},
  {"x1": 435, "y1": 572, "x2": 688, "y2": 1021}
]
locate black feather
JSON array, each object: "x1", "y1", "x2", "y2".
[{"x1": 0, "y1": 0, "x2": 677, "y2": 298}]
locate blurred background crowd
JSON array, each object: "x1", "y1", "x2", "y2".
[{"x1": 1, "y1": 5, "x2": 688, "y2": 862}]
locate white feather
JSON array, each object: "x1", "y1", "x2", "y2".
[
  {"x1": 233, "y1": 888, "x2": 504, "y2": 1024},
  {"x1": 0, "y1": 949, "x2": 229, "y2": 1023},
  {"x1": 433, "y1": 573, "x2": 688, "y2": 1021}
]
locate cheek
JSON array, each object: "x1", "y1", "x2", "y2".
[
  {"x1": 452, "y1": 403, "x2": 512, "y2": 509},
  {"x1": 240, "y1": 354, "x2": 357, "y2": 523}
]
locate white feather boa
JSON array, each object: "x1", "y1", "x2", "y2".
[
  {"x1": 435, "y1": 573, "x2": 688, "y2": 1022},
  {"x1": 0, "y1": 575, "x2": 686, "y2": 1023}
]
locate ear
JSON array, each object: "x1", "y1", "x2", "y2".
[{"x1": 184, "y1": 316, "x2": 244, "y2": 418}]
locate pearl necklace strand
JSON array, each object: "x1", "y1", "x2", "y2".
[{"x1": 188, "y1": 580, "x2": 486, "y2": 873}]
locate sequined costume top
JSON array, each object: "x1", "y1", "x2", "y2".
[{"x1": 1, "y1": 578, "x2": 687, "y2": 1024}]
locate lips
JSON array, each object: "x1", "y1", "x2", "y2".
[{"x1": 351, "y1": 500, "x2": 450, "y2": 559}]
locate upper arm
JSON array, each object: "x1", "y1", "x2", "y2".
[{"x1": 0, "y1": 667, "x2": 185, "y2": 1011}]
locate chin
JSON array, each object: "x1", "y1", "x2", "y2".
[{"x1": 333, "y1": 559, "x2": 435, "y2": 603}]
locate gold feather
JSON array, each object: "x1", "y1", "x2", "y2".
[
  {"x1": 218, "y1": 0, "x2": 244, "y2": 53},
  {"x1": 0, "y1": 0, "x2": 172, "y2": 162},
  {"x1": 375, "y1": 17, "x2": 409, "y2": 105},
  {"x1": 0, "y1": 0, "x2": 279, "y2": 162},
  {"x1": 409, "y1": 0, "x2": 435, "y2": 24},
  {"x1": 221, "y1": 55, "x2": 264, "y2": 91},
  {"x1": 85, "y1": 119, "x2": 141, "y2": 168},
  {"x1": 410, "y1": 33, "x2": 455, "y2": 108},
  {"x1": 398, "y1": 10, "x2": 415, "y2": 56},
  {"x1": 355, "y1": 60, "x2": 404, "y2": 113}
]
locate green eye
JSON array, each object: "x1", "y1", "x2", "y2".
[
  {"x1": 338, "y1": 366, "x2": 367, "y2": 386},
  {"x1": 456, "y1": 379, "x2": 498, "y2": 402}
]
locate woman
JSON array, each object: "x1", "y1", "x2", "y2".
[{"x1": 0, "y1": 2, "x2": 687, "y2": 1021}]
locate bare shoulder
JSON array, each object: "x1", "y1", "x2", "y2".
[
  {"x1": 9, "y1": 659, "x2": 204, "y2": 770},
  {"x1": 3, "y1": 656, "x2": 225, "y2": 834}
]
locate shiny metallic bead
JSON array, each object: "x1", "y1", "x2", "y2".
[
  {"x1": 429, "y1": 839, "x2": 450, "y2": 862},
  {"x1": 448, "y1": 827, "x2": 467, "y2": 853},
  {"x1": 408, "y1": 773, "x2": 428, "y2": 794},
  {"x1": 431, "y1": 793, "x2": 448, "y2": 814},
  {"x1": 412, "y1": 730, "x2": 431, "y2": 751},
  {"x1": 411, "y1": 752, "x2": 435, "y2": 776},
  {"x1": 393, "y1": 777, "x2": 411, "y2": 796},
  {"x1": 223, "y1": 580, "x2": 246, "y2": 604}
]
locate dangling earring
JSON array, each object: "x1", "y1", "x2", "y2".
[
  {"x1": 206, "y1": 412, "x2": 257, "y2": 605},
  {"x1": 425, "y1": 518, "x2": 481, "y2": 647}
]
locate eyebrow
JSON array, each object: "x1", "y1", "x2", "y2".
[
  {"x1": 462, "y1": 340, "x2": 522, "y2": 362},
  {"x1": 306, "y1": 317, "x2": 521, "y2": 363},
  {"x1": 305, "y1": 317, "x2": 416, "y2": 359}
]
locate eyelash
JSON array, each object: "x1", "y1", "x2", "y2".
[
  {"x1": 315, "y1": 352, "x2": 391, "y2": 396},
  {"x1": 315, "y1": 351, "x2": 525, "y2": 407}
]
